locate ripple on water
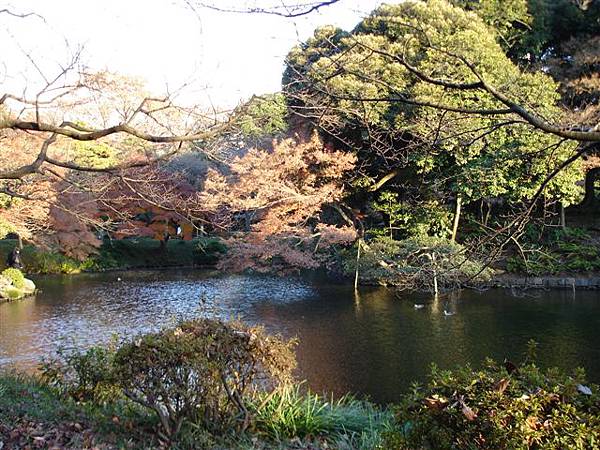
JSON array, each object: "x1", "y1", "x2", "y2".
[{"x1": 1, "y1": 270, "x2": 600, "y2": 403}]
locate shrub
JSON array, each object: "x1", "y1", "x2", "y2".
[
  {"x1": 1, "y1": 267, "x2": 25, "y2": 288},
  {"x1": 20, "y1": 247, "x2": 82, "y2": 274},
  {"x1": 385, "y1": 348, "x2": 600, "y2": 449},
  {"x1": 113, "y1": 319, "x2": 296, "y2": 442},
  {"x1": 193, "y1": 237, "x2": 227, "y2": 265},
  {"x1": 343, "y1": 236, "x2": 494, "y2": 291},
  {"x1": 2, "y1": 286, "x2": 23, "y2": 300},
  {"x1": 507, "y1": 226, "x2": 600, "y2": 275},
  {"x1": 40, "y1": 342, "x2": 120, "y2": 403}
]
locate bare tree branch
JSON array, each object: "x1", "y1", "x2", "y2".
[{"x1": 190, "y1": 0, "x2": 342, "y2": 18}]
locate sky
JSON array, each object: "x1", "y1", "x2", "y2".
[{"x1": 1, "y1": 0, "x2": 385, "y2": 108}]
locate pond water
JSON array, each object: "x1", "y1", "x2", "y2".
[{"x1": 1, "y1": 270, "x2": 599, "y2": 403}]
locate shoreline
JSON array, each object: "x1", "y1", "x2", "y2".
[{"x1": 20, "y1": 266, "x2": 600, "y2": 292}]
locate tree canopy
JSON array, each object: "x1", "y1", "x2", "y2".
[{"x1": 284, "y1": 0, "x2": 583, "y2": 215}]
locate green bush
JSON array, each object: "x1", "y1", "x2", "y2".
[
  {"x1": 2, "y1": 286, "x2": 23, "y2": 300},
  {"x1": 1, "y1": 267, "x2": 25, "y2": 288},
  {"x1": 344, "y1": 236, "x2": 494, "y2": 291},
  {"x1": 193, "y1": 237, "x2": 227, "y2": 265},
  {"x1": 113, "y1": 319, "x2": 296, "y2": 442},
  {"x1": 20, "y1": 246, "x2": 83, "y2": 274},
  {"x1": 507, "y1": 227, "x2": 600, "y2": 275},
  {"x1": 371, "y1": 193, "x2": 452, "y2": 240},
  {"x1": 40, "y1": 341, "x2": 120, "y2": 403},
  {"x1": 385, "y1": 347, "x2": 600, "y2": 449}
]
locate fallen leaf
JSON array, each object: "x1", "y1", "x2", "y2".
[
  {"x1": 494, "y1": 378, "x2": 509, "y2": 394},
  {"x1": 461, "y1": 402, "x2": 477, "y2": 421},
  {"x1": 526, "y1": 415, "x2": 540, "y2": 430},
  {"x1": 423, "y1": 395, "x2": 449, "y2": 411},
  {"x1": 457, "y1": 396, "x2": 477, "y2": 421}
]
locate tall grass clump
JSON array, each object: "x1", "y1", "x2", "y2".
[{"x1": 251, "y1": 383, "x2": 392, "y2": 449}]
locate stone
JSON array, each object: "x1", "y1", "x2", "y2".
[{"x1": 22, "y1": 278, "x2": 36, "y2": 294}]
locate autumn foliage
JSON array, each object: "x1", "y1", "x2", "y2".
[
  {"x1": 201, "y1": 133, "x2": 357, "y2": 272},
  {"x1": 94, "y1": 165, "x2": 200, "y2": 246}
]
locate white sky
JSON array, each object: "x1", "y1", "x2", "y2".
[{"x1": 1, "y1": 0, "x2": 385, "y2": 108}]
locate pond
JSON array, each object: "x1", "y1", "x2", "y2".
[{"x1": 1, "y1": 269, "x2": 599, "y2": 403}]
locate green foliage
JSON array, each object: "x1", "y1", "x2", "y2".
[
  {"x1": 449, "y1": 0, "x2": 532, "y2": 57},
  {"x1": 237, "y1": 93, "x2": 288, "y2": 139},
  {"x1": 344, "y1": 235, "x2": 494, "y2": 290},
  {"x1": 113, "y1": 319, "x2": 296, "y2": 440},
  {"x1": 507, "y1": 226, "x2": 600, "y2": 274},
  {"x1": 251, "y1": 383, "x2": 391, "y2": 448},
  {"x1": 72, "y1": 140, "x2": 118, "y2": 169},
  {"x1": 1, "y1": 267, "x2": 25, "y2": 288},
  {"x1": 193, "y1": 237, "x2": 227, "y2": 265},
  {"x1": 385, "y1": 354, "x2": 600, "y2": 449},
  {"x1": 93, "y1": 237, "x2": 226, "y2": 270},
  {"x1": 284, "y1": 0, "x2": 583, "y2": 222},
  {"x1": 0, "y1": 214, "x2": 16, "y2": 239},
  {"x1": 0, "y1": 237, "x2": 227, "y2": 274},
  {"x1": 22, "y1": 247, "x2": 83, "y2": 274},
  {"x1": 0, "y1": 371, "x2": 160, "y2": 449},
  {"x1": 371, "y1": 192, "x2": 452, "y2": 239},
  {"x1": 1, "y1": 286, "x2": 23, "y2": 300},
  {"x1": 40, "y1": 341, "x2": 121, "y2": 403}
]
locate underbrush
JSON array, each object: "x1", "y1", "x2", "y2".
[
  {"x1": 251, "y1": 383, "x2": 392, "y2": 449},
  {"x1": 342, "y1": 235, "x2": 494, "y2": 291},
  {"x1": 30, "y1": 318, "x2": 390, "y2": 449},
  {"x1": 0, "y1": 237, "x2": 226, "y2": 274},
  {"x1": 385, "y1": 343, "x2": 600, "y2": 449},
  {"x1": 507, "y1": 227, "x2": 600, "y2": 275}
]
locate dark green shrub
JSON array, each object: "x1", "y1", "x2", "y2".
[
  {"x1": 1, "y1": 267, "x2": 25, "y2": 288},
  {"x1": 507, "y1": 227, "x2": 600, "y2": 275},
  {"x1": 113, "y1": 319, "x2": 296, "y2": 442},
  {"x1": 385, "y1": 350, "x2": 600, "y2": 449},
  {"x1": 193, "y1": 237, "x2": 227, "y2": 265},
  {"x1": 20, "y1": 246, "x2": 83, "y2": 274}
]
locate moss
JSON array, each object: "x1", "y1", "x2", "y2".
[
  {"x1": 1, "y1": 267, "x2": 26, "y2": 288},
  {"x1": 1, "y1": 286, "x2": 24, "y2": 300}
]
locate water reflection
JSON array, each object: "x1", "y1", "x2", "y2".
[{"x1": 1, "y1": 269, "x2": 599, "y2": 403}]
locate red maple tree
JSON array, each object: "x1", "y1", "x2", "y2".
[{"x1": 200, "y1": 132, "x2": 357, "y2": 272}]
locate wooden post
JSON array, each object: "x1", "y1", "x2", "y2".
[
  {"x1": 559, "y1": 202, "x2": 566, "y2": 230},
  {"x1": 354, "y1": 239, "x2": 361, "y2": 291},
  {"x1": 432, "y1": 251, "x2": 438, "y2": 296},
  {"x1": 451, "y1": 195, "x2": 462, "y2": 242}
]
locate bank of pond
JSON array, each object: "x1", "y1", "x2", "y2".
[
  {"x1": 1, "y1": 319, "x2": 598, "y2": 449},
  {"x1": 1, "y1": 270, "x2": 600, "y2": 448}
]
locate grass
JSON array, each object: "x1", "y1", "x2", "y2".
[
  {"x1": 0, "y1": 237, "x2": 226, "y2": 274},
  {"x1": 0, "y1": 372, "x2": 159, "y2": 449},
  {"x1": 251, "y1": 383, "x2": 392, "y2": 449},
  {"x1": 0, "y1": 372, "x2": 392, "y2": 449}
]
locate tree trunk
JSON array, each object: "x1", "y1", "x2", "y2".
[
  {"x1": 582, "y1": 167, "x2": 600, "y2": 207},
  {"x1": 484, "y1": 201, "x2": 492, "y2": 227},
  {"x1": 17, "y1": 233, "x2": 23, "y2": 250},
  {"x1": 159, "y1": 234, "x2": 170, "y2": 252},
  {"x1": 451, "y1": 195, "x2": 462, "y2": 242},
  {"x1": 559, "y1": 202, "x2": 566, "y2": 229}
]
